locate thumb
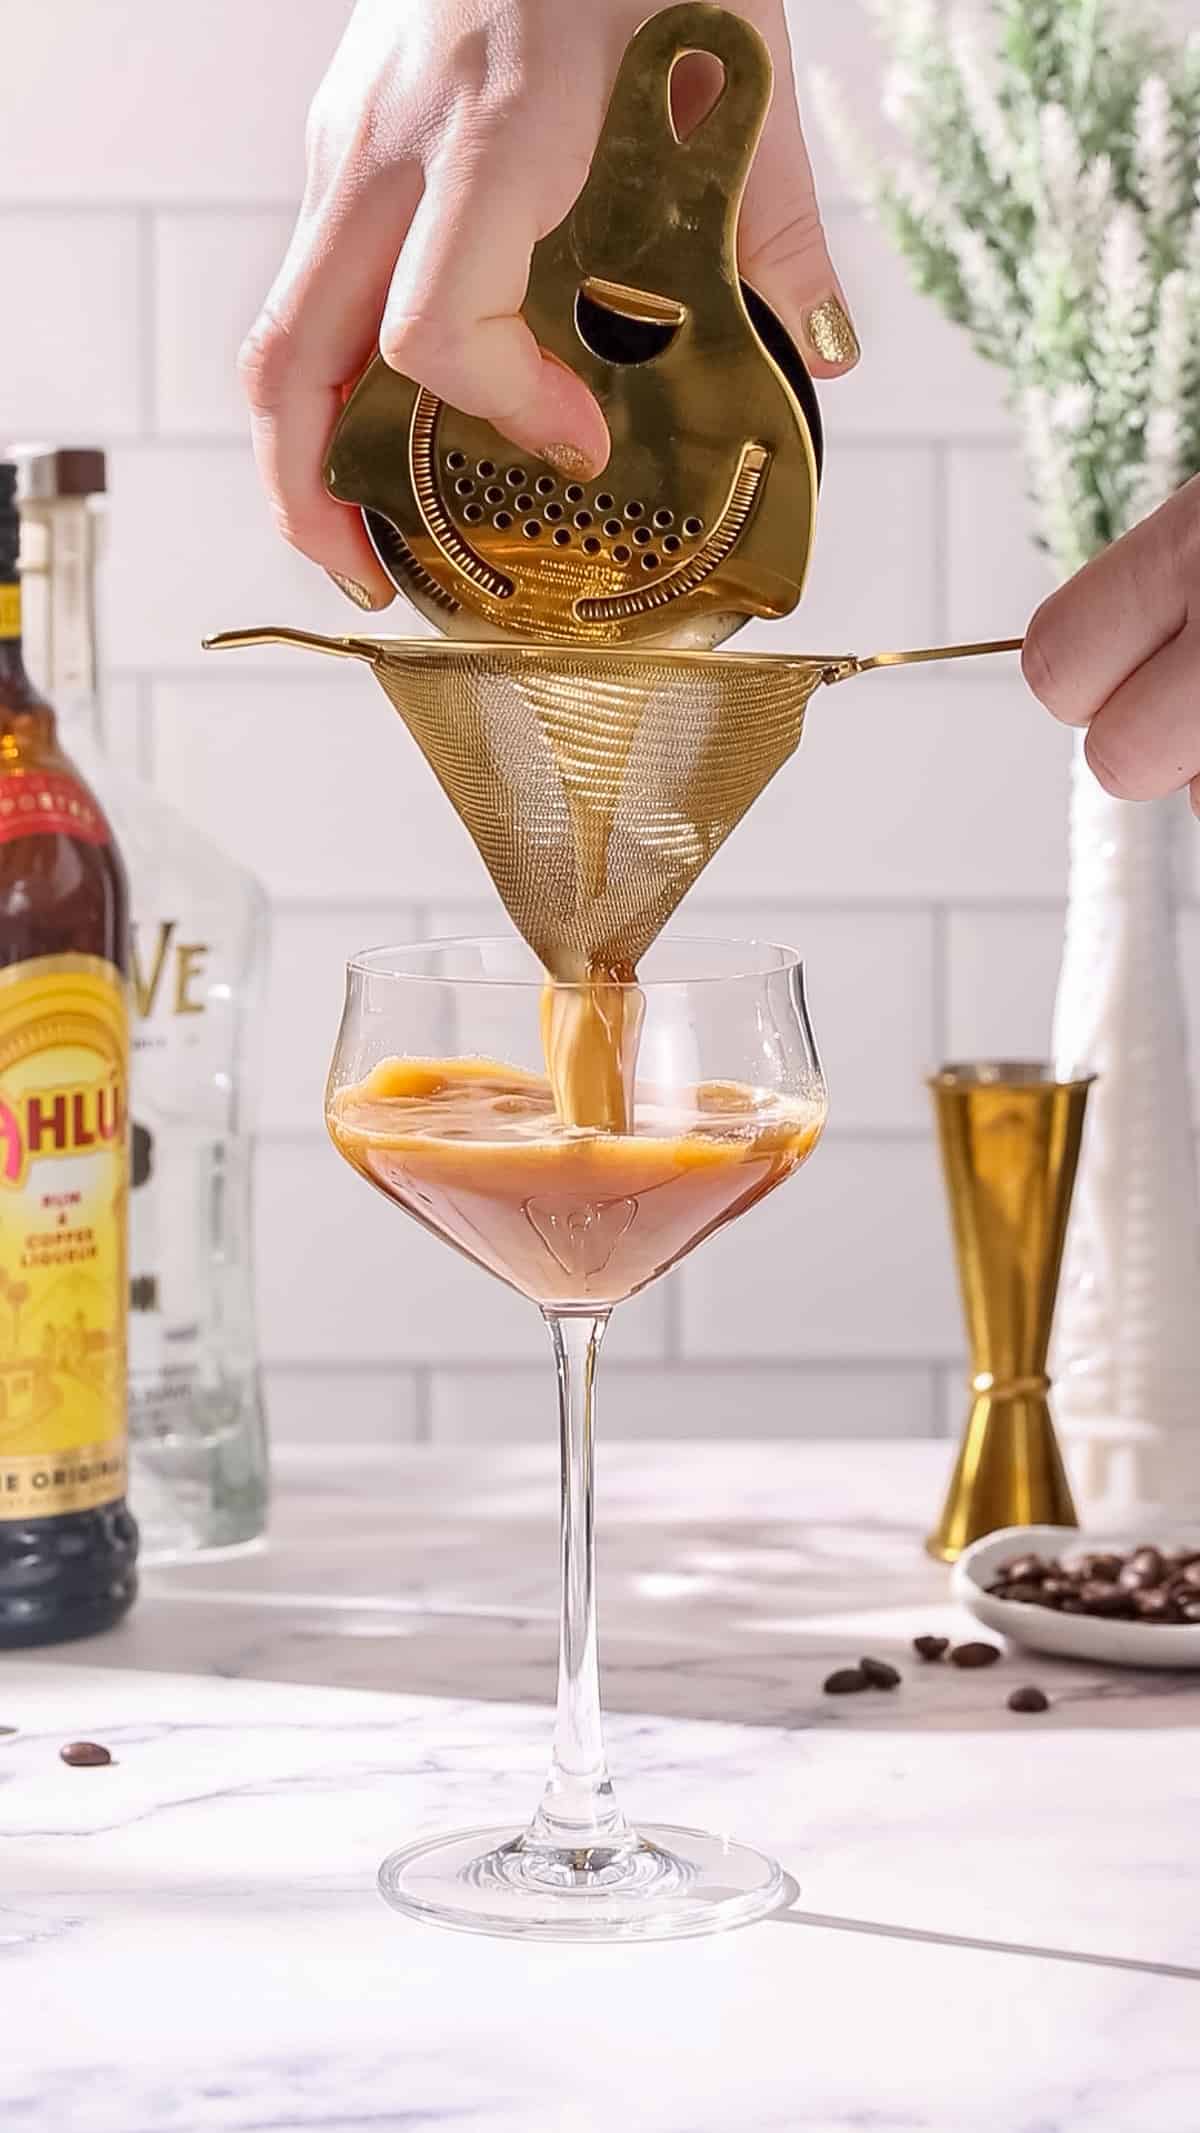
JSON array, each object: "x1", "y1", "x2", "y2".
[
  {"x1": 380, "y1": 142, "x2": 610, "y2": 478},
  {"x1": 737, "y1": 30, "x2": 860, "y2": 380}
]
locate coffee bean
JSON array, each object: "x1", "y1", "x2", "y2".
[
  {"x1": 1078, "y1": 1579, "x2": 1134, "y2": 1616},
  {"x1": 60, "y1": 1741, "x2": 112, "y2": 1768},
  {"x1": 996, "y1": 1553, "x2": 1045, "y2": 1583},
  {"x1": 859, "y1": 1656, "x2": 901, "y2": 1690},
  {"x1": 1178, "y1": 1562, "x2": 1200, "y2": 1590},
  {"x1": 913, "y1": 1635, "x2": 949, "y2": 1662},
  {"x1": 1129, "y1": 1547, "x2": 1164, "y2": 1582},
  {"x1": 950, "y1": 1641, "x2": 1002, "y2": 1668},
  {"x1": 824, "y1": 1666, "x2": 870, "y2": 1695},
  {"x1": 1133, "y1": 1588, "x2": 1175, "y2": 1620},
  {"x1": 1007, "y1": 1685, "x2": 1049, "y2": 1713},
  {"x1": 989, "y1": 1579, "x2": 1045, "y2": 1605},
  {"x1": 1180, "y1": 1600, "x2": 1200, "y2": 1624},
  {"x1": 1067, "y1": 1552, "x2": 1123, "y2": 1582}
]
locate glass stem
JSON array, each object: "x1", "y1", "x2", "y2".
[{"x1": 527, "y1": 1309, "x2": 631, "y2": 1856}]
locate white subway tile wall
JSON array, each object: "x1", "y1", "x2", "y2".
[{"x1": 6, "y1": 0, "x2": 1157, "y2": 1447}]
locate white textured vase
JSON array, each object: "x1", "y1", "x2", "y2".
[{"x1": 1051, "y1": 737, "x2": 1200, "y2": 1527}]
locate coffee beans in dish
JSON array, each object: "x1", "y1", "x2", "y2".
[
  {"x1": 60, "y1": 1740, "x2": 112, "y2": 1768},
  {"x1": 988, "y1": 1543, "x2": 1200, "y2": 1624}
]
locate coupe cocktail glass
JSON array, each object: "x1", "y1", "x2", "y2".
[{"x1": 325, "y1": 935, "x2": 826, "y2": 1940}]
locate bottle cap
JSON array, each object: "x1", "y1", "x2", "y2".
[{"x1": 4, "y1": 445, "x2": 107, "y2": 502}]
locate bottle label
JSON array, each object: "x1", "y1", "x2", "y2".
[
  {"x1": 0, "y1": 955, "x2": 129, "y2": 1518},
  {"x1": 0, "y1": 770, "x2": 110, "y2": 848},
  {"x1": 0, "y1": 584, "x2": 19, "y2": 641}
]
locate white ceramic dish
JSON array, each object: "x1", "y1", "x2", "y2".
[{"x1": 951, "y1": 1524, "x2": 1200, "y2": 1669}]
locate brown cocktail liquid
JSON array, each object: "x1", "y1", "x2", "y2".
[
  {"x1": 328, "y1": 1057, "x2": 824, "y2": 1310},
  {"x1": 539, "y1": 967, "x2": 646, "y2": 1133}
]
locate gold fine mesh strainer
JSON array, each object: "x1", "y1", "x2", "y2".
[{"x1": 202, "y1": 629, "x2": 1021, "y2": 986}]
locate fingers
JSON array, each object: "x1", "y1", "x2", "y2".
[
  {"x1": 1022, "y1": 480, "x2": 1200, "y2": 728},
  {"x1": 240, "y1": 173, "x2": 426, "y2": 605},
  {"x1": 737, "y1": 7, "x2": 860, "y2": 378},
  {"x1": 380, "y1": 134, "x2": 610, "y2": 476},
  {"x1": 1083, "y1": 620, "x2": 1200, "y2": 801}
]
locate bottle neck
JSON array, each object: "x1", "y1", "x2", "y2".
[
  {"x1": 0, "y1": 574, "x2": 34, "y2": 692},
  {"x1": 0, "y1": 577, "x2": 26, "y2": 686},
  {"x1": 0, "y1": 576, "x2": 58, "y2": 752},
  {"x1": 15, "y1": 499, "x2": 103, "y2": 747}
]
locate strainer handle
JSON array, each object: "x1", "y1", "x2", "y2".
[
  {"x1": 201, "y1": 627, "x2": 383, "y2": 664},
  {"x1": 819, "y1": 638, "x2": 1025, "y2": 685},
  {"x1": 581, "y1": 3, "x2": 774, "y2": 219}
]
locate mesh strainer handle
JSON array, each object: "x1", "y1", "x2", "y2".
[
  {"x1": 201, "y1": 626, "x2": 383, "y2": 664},
  {"x1": 819, "y1": 638, "x2": 1024, "y2": 685}
]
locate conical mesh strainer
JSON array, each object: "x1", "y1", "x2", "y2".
[
  {"x1": 206, "y1": 633, "x2": 826, "y2": 972},
  {"x1": 203, "y1": 629, "x2": 1020, "y2": 1122},
  {"x1": 204, "y1": 628, "x2": 1021, "y2": 956}
]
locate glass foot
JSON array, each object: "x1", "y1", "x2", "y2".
[{"x1": 377, "y1": 1822, "x2": 791, "y2": 1942}]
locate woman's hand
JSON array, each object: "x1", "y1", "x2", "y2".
[
  {"x1": 1023, "y1": 476, "x2": 1200, "y2": 816},
  {"x1": 239, "y1": 0, "x2": 858, "y2": 609}
]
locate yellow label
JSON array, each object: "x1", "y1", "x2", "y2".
[
  {"x1": 0, "y1": 584, "x2": 19, "y2": 641},
  {"x1": 0, "y1": 955, "x2": 128, "y2": 1517}
]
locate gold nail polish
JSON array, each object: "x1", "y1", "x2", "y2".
[
  {"x1": 804, "y1": 296, "x2": 860, "y2": 368},
  {"x1": 326, "y1": 569, "x2": 390, "y2": 612},
  {"x1": 541, "y1": 444, "x2": 596, "y2": 480}
]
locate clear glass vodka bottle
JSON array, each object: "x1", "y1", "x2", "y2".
[{"x1": 12, "y1": 446, "x2": 269, "y2": 1558}]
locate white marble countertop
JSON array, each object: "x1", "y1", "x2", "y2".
[{"x1": 4, "y1": 1441, "x2": 1198, "y2": 2132}]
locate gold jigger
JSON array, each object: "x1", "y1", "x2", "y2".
[{"x1": 926, "y1": 1063, "x2": 1094, "y2": 1563}]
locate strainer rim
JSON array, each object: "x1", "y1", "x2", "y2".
[{"x1": 343, "y1": 634, "x2": 840, "y2": 677}]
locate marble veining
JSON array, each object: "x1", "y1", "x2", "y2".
[{"x1": 3, "y1": 1442, "x2": 1198, "y2": 2131}]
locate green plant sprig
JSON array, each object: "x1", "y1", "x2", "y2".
[{"x1": 814, "y1": 0, "x2": 1200, "y2": 568}]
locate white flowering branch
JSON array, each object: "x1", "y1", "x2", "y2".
[{"x1": 812, "y1": 0, "x2": 1200, "y2": 572}]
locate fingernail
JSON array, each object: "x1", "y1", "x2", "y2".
[
  {"x1": 541, "y1": 444, "x2": 598, "y2": 480},
  {"x1": 803, "y1": 295, "x2": 861, "y2": 369},
  {"x1": 326, "y1": 569, "x2": 391, "y2": 612}
]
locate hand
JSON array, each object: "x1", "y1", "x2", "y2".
[
  {"x1": 1023, "y1": 476, "x2": 1200, "y2": 815},
  {"x1": 239, "y1": 0, "x2": 858, "y2": 609}
]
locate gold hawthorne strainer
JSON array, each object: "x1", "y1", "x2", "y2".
[{"x1": 322, "y1": 2, "x2": 823, "y2": 650}]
